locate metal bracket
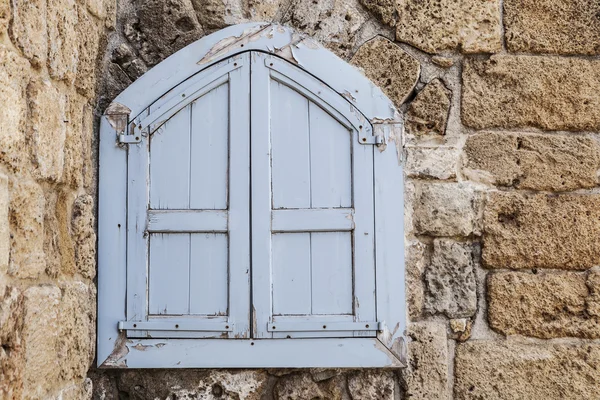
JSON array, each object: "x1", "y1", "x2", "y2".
[{"x1": 119, "y1": 123, "x2": 142, "y2": 144}]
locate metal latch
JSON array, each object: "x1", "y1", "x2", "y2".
[{"x1": 119, "y1": 122, "x2": 142, "y2": 144}]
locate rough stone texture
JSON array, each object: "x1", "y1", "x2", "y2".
[
  {"x1": 396, "y1": 0, "x2": 502, "y2": 53},
  {"x1": 0, "y1": 46, "x2": 30, "y2": 171},
  {"x1": 488, "y1": 271, "x2": 600, "y2": 339},
  {"x1": 359, "y1": 0, "x2": 396, "y2": 26},
  {"x1": 424, "y1": 239, "x2": 477, "y2": 318},
  {"x1": 464, "y1": 132, "x2": 600, "y2": 191},
  {"x1": 76, "y1": 7, "x2": 103, "y2": 97},
  {"x1": 72, "y1": 195, "x2": 97, "y2": 279},
  {"x1": 8, "y1": 179, "x2": 46, "y2": 279},
  {"x1": 0, "y1": 286, "x2": 25, "y2": 399},
  {"x1": 504, "y1": 0, "x2": 600, "y2": 55},
  {"x1": 463, "y1": 55, "x2": 600, "y2": 131},
  {"x1": 8, "y1": 0, "x2": 48, "y2": 67},
  {"x1": 0, "y1": 174, "x2": 8, "y2": 271},
  {"x1": 412, "y1": 182, "x2": 482, "y2": 237},
  {"x1": 406, "y1": 147, "x2": 457, "y2": 180},
  {"x1": 347, "y1": 370, "x2": 396, "y2": 399},
  {"x1": 47, "y1": 0, "x2": 80, "y2": 82},
  {"x1": 455, "y1": 341, "x2": 600, "y2": 399},
  {"x1": 405, "y1": 79, "x2": 451, "y2": 137},
  {"x1": 588, "y1": 268, "x2": 600, "y2": 318},
  {"x1": 351, "y1": 37, "x2": 420, "y2": 108},
  {"x1": 406, "y1": 240, "x2": 426, "y2": 319},
  {"x1": 27, "y1": 80, "x2": 67, "y2": 182},
  {"x1": 483, "y1": 192, "x2": 600, "y2": 270},
  {"x1": 402, "y1": 321, "x2": 449, "y2": 400},
  {"x1": 274, "y1": 373, "x2": 326, "y2": 399}
]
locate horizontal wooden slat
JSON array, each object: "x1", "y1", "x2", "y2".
[
  {"x1": 271, "y1": 208, "x2": 354, "y2": 232},
  {"x1": 148, "y1": 210, "x2": 228, "y2": 232},
  {"x1": 119, "y1": 319, "x2": 232, "y2": 332},
  {"x1": 267, "y1": 321, "x2": 379, "y2": 332}
]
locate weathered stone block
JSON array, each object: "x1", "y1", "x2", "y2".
[
  {"x1": 424, "y1": 240, "x2": 477, "y2": 318},
  {"x1": 22, "y1": 286, "x2": 61, "y2": 398},
  {"x1": 0, "y1": 47, "x2": 30, "y2": 171},
  {"x1": 72, "y1": 195, "x2": 96, "y2": 279},
  {"x1": 8, "y1": 0, "x2": 47, "y2": 67},
  {"x1": 359, "y1": 0, "x2": 396, "y2": 26},
  {"x1": 396, "y1": 0, "x2": 502, "y2": 53},
  {"x1": 0, "y1": 286, "x2": 25, "y2": 400},
  {"x1": 47, "y1": 0, "x2": 79, "y2": 82},
  {"x1": 504, "y1": 0, "x2": 600, "y2": 55},
  {"x1": 8, "y1": 179, "x2": 46, "y2": 279},
  {"x1": 412, "y1": 182, "x2": 482, "y2": 237},
  {"x1": 0, "y1": 173, "x2": 8, "y2": 271},
  {"x1": 405, "y1": 79, "x2": 451, "y2": 137},
  {"x1": 63, "y1": 97, "x2": 85, "y2": 189},
  {"x1": 455, "y1": 341, "x2": 600, "y2": 399},
  {"x1": 274, "y1": 374, "x2": 324, "y2": 400},
  {"x1": 588, "y1": 269, "x2": 600, "y2": 317},
  {"x1": 406, "y1": 240, "x2": 426, "y2": 319},
  {"x1": 463, "y1": 55, "x2": 600, "y2": 131},
  {"x1": 401, "y1": 321, "x2": 449, "y2": 400},
  {"x1": 246, "y1": 0, "x2": 281, "y2": 22},
  {"x1": 483, "y1": 192, "x2": 600, "y2": 269},
  {"x1": 76, "y1": 8, "x2": 103, "y2": 97},
  {"x1": 488, "y1": 271, "x2": 600, "y2": 339},
  {"x1": 348, "y1": 370, "x2": 396, "y2": 400},
  {"x1": 351, "y1": 37, "x2": 420, "y2": 108},
  {"x1": 406, "y1": 147, "x2": 457, "y2": 181},
  {"x1": 463, "y1": 132, "x2": 600, "y2": 191},
  {"x1": 27, "y1": 80, "x2": 67, "y2": 182}
]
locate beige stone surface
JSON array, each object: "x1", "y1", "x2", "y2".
[
  {"x1": 463, "y1": 55, "x2": 600, "y2": 131},
  {"x1": 588, "y1": 269, "x2": 600, "y2": 317},
  {"x1": 406, "y1": 79, "x2": 451, "y2": 136},
  {"x1": 424, "y1": 239, "x2": 477, "y2": 318},
  {"x1": 488, "y1": 271, "x2": 600, "y2": 339},
  {"x1": 8, "y1": 0, "x2": 47, "y2": 67},
  {"x1": 0, "y1": 173, "x2": 8, "y2": 271},
  {"x1": 72, "y1": 195, "x2": 96, "y2": 279},
  {"x1": 483, "y1": 192, "x2": 600, "y2": 269},
  {"x1": 396, "y1": 0, "x2": 501, "y2": 53},
  {"x1": 406, "y1": 240, "x2": 426, "y2": 319},
  {"x1": 348, "y1": 370, "x2": 395, "y2": 400},
  {"x1": 8, "y1": 179, "x2": 46, "y2": 279},
  {"x1": 402, "y1": 321, "x2": 449, "y2": 400},
  {"x1": 412, "y1": 182, "x2": 482, "y2": 237},
  {"x1": 431, "y1": 56, "x2": 454, "y2": 68},
  {"x1": 359, "y1": 0, "x2": 396, "y2": 26},
  {"x1": 22, "y1": 285, "x2": 61, "y2": 398},
  {"x1": 351, "y1": 37, "x2": 420, "y2": 108},
  {"x1": 47, "y1": 0, "x2": 80, "y2": 82},
  {"x1": 27, "y1": 80, "x2": 67, "y2": 182},
  {"x1": 63, "y1": 97, "x2": 85, "y2": 189},
  {"x1": 463, "y1": 132, "x2": 600, "y2": 191},
  {"x1": 405, "y1": 147, "x2": 458, "y2": 180},
  {"x1": 0, "y1": 286, "x2": 25, "y2": 399},
  {"x1": 76, "y1": 8, "x2": 103, "y2": 97},
  {"x1": 0, "y1": 47, "x2": 30, "y2": 171},
  {"x1": 455, "y1": 341, "x2": 600, "y2": 399},
  {"x1": 504, "y1": 0, "x2": 600, "y2": 55}
]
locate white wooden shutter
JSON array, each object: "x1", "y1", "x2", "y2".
[
  {"x1": 122, "y1": 54, "x2": 251, "y2": 339},
  {"x1": 250, "y1": 53, "x2": 378, "y2": 338}
]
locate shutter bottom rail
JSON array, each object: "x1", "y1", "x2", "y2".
[
  {"x1": 119, "y1": 320, "x2": 233, "y2": 332},
  {"x1": 267, "y1": 321, "x2": 381, "y2": 332}
]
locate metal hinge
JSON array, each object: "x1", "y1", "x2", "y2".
[
  {"x1": 119, "y1": 123, "x2": 142, "y2": 144},
  {"x1": 358, "y1": 124, "x2": 385, "y2": 146}
]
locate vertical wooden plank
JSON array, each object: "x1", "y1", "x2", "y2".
[
  {"x1": 270, "y1": 80, "x2": 311, "y2": 209},
  {"x1": 251, "y1": 52, "x2": 274, "y2": 338},
  {"x1": 150, "y1": 105, "x2": 191, "y2": 209},
  {"x1": 190, "y1": 83, "x2": 229, "y2": 210},
  {"x1": 189, "y1": 233, "x2": 228, "y2": 315},
  {"x1": 272, "y1": 233, "x2": 312, "y2": 315},
  {"x1": 148, "y1": 233, "x2": 190, "y2": 315},
  {"x1": 228, "y1": 54, "x2": 251, "y2": 338},
  {"x1": 311, "y1": 232, "x2": 353, "y2": 315},
  {"x1": 309, "y1": 103, "x2": 352, "y2": 208}
]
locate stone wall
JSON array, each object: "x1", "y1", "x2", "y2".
[{"x1": 2, "y1": 0, "x2": 600, "y2": 398}]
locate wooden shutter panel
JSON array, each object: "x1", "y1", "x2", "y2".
[
  {"x1": 123, "y1": 55, "x2": 251, "y2": 339},
  {"x1": 250, "y1": 53, "x2": 378, "y2": 339}
]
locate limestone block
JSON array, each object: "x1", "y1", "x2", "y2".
[
  {"x1": 72, "y1": 195, "x2": 96, "y2": 279},
  {"x1": 431, "y1": 56, "x2": 454, "y2": 68},
  {"x1": 424, "y1": 239, "x2": 476, "y2": 318},
  {"x1": 246, "y1": 0, "x2": 281, "y2": 22},
  {"x1": 8, "y1": 0, "x2": 47, "y2": 67},
  {"x1": 405, "y1": 79, "x2": 451, "y2": 136},
  {"x1": 396, "y1": 0, "x2": 501, "y2": 54},
  {"x1": 0, "y1": 47, "x2": 30, "y2": 171},
  {"x1": 483, "y1": 192, "x2": 600, "y2": 269},
  {"x1": 412, "y1": 182, "x2": 482, "y2": 237},
  {"x1": 0, "y1": 173, "x2": 8, "y2": 271},
  {"x1": 63, "y1": 97, "x2": 85, "y2": 189},
  {"x1": 27, "y1": 80, "x2": 67, "y2": 182},
  {"x1": 47, "y1": 0, "x2": 79, "y2": 82},
  {"x1": 406, "y1": 240, "x2": 426, "y2": 319},
  {"x1": 274, "y1": 374, "x2": 325, "y2": 400},
  {"x1": 504, "y1": 0, "x2": 600, "y2": 55},
  {"x1": 8, "y1": 179, "x2": 46, "y2": 279},
  {"x1": 0, "y1": 286, "x2": 25, "y2": 400},
  {"x1": 588, "y1": 269, "x2": 600, "y2": 317},
  {"x1": 405, "y1": 147, "x2": 457, "y2": 180},
  {"x1": 359, "y1": 0, "x2": 396, "y2": 26},
  {"x1": 464, "y1": 132, "x2": 600, "y2": 191},
  {"x1": 401, "y1": 321, "x2": 449, "y2": 400},
  {"x1": 57, "y1": 281, "x2": 96, "y2": 383},
  {"x1": 348, "y1": 370, "x2": 396, "y2": 400},
  {"x1": 22, "y1": 285, "x2": 61, "y2": 398},
  {"x1": 82, "y1": 105, "x2": 95, "y2": 190},
  {"x1": 455, "y1": 341, "x2": 600, "y2": 399},
  {"x1": 76, "y1": 9, "x2": 103, "y2": 98},
  {"x1": 488, "y1": 271, "x2": 600, "y2": 339},
  {"x1": 351, "y1": 37, "x2": 420, "y2": 108},
  {"x1": 463, "y1": 55, "x2": 600, "y2": 131}
]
